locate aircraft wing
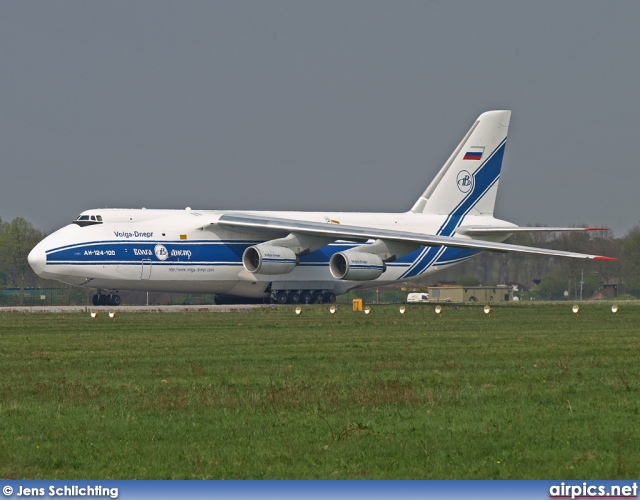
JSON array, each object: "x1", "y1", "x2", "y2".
[{"x1": 215, "y1": 214, "x2": 616, "y2": 261}]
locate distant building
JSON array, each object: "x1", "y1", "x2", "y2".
[
  {"x1": 602, "y1": 280, "x2": 625, "y2": 298},
  {"x1": 427, "y1": 285, "x2": 514, "y2": 303}
]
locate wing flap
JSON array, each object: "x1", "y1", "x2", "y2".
[{"x1": 457, "y1": 225, "x2": 609, "y2": 236}]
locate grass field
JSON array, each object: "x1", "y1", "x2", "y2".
[{"x1": 0, "y1": 302, "x2": 638, "y2": 479}]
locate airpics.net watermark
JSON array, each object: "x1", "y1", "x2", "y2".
[
  {"x1": 550, "y1": 482, "x2": 638, "y2": 499},
  {"x1": 2, "y1": 485, "x2": 118, "y2": 499}
]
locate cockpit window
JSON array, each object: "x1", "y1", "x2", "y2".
[{"x1": 74, "y1": 214, "x2": 103, "y2": 227}]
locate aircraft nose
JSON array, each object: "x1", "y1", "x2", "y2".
[{"x1": 28, "y1": 243, "x2": 47, "y2": 277}]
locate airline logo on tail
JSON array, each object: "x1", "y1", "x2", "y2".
[{"x1": 456, "y1": 170, "x2": 474, "y2": 193}]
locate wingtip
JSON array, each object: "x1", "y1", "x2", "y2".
[
  {"x1": 586, "y1": 227, "x2": 610, "y2": 231},
  {"x1": 593, "y1": 256, "x2": 618, "y2": 261}
]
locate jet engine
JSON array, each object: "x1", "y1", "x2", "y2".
[
  {"x1": 243, "y1": 245, "x2": 298, "y2": 274},
  {"x1": 329, "y1": 251, "x2": 385, "y2": 281}
]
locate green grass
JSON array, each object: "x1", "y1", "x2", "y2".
[{"x1": 0, "y1": 303, "x2": 638, "y2": 479}]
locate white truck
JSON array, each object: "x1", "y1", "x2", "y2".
[{"x1": 406, "y1": 292, "x2": 429, "y2": 303}]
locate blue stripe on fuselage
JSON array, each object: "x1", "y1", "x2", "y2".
[{"x1": 45, "y1": 241, "x2": 364, "y2": 266}]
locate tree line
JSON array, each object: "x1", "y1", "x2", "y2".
[
  {"x1": 0, "y1": 217, "x2": 44, "y2": 305},
  {"x1": 0, "y1": 216, "x2": 639, "y2": 305},
  {"x1": 429, "y1": 226, "x2": 640, "y2": 300}
]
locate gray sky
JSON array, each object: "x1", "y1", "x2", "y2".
[{"x1": 1, "y1": 1, "x2": 639, "y2": 236}]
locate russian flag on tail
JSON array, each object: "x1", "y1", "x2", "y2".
[{"x1": 463, "y1": 147, "x2": 484, "y2": 160}]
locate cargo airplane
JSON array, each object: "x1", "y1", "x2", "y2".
[{"x1": 28, "y1": 110, "x2": 615, "y2": 306}]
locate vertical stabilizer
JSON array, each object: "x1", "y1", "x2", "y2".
[{"x1": 410, "y1": 110, "x2": 511, "y2": 217}]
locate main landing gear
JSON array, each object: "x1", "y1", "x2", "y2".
[
  {"x1": 92, "y1": 293, "x2": 121, "y2": 306},
  {"x1": 272, "y1": 290, "x2": 337, "y2": 305}
]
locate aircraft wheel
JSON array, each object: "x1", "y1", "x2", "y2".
[
  {"x1": 313, "y1": 291, "x2": 324, "y2": 304},
  {"x1": 110, "y1": 295, "x2": 121, "y2": 306},
  {"x1": 275, "y1": 291, "x2": 288, "y2": 304},
  {"x1": 301, "y1": 291, "x2": 313, "y2": 304},
  {"x1": 288, "y1": 292, "x2": 301, "y2": 304},
  {"x1": 468, "y1": 296, "x2": 478, "y2": 303},
  {"x1": 92, "y1": 294, "x2": 100, "y2": 306},
  {"x1": 325, "y1": 292, "x2": 336, "y2": 303},
  {"x1": 99, "y1": 295, "x2": 109, "y2": 306}
]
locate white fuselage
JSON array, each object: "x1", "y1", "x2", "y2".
[{"x1": 28, "y1": 208, "x2": 511, "y2": 298}]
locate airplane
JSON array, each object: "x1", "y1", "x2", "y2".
[{"x1": 28, "y1": 110, "x2": 616, "y2": 306}]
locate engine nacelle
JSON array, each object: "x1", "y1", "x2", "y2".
[
  {"x1": 329, "y1": 251, "x2": 385, "y2": 281},
  {"x1": 243, "y1": 245, "x2": 298, "y2": 275}
]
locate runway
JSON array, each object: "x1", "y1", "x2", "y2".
[{"x1": 0, "y1": 304, "x2": 264, "y2": 313}]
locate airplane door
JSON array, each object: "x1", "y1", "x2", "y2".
[{"x1": 141, "y1": 259, "x2": 152, "y2": 280}]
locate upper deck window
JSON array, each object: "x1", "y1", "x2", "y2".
[{"x1": 73, "y1": 214, "x2": 103, "y2": 227}]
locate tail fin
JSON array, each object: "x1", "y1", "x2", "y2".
[{"x1": 410, "y1": 110, "x2": 511, "y2": 217}]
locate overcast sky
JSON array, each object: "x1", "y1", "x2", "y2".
[{"x1": 1, "y1": 1, "x2": 639, "y2": 236}]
